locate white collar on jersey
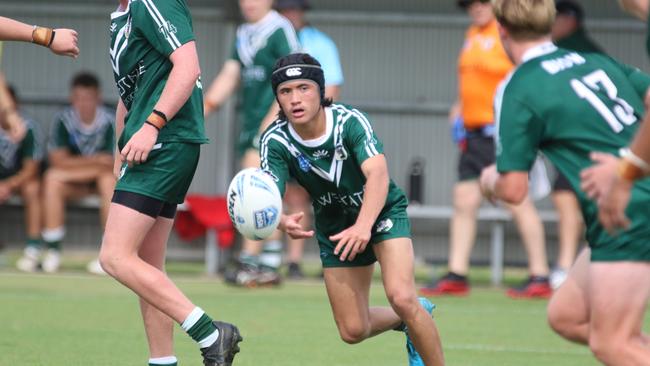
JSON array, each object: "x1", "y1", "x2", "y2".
[
  {"x1": 111, "y1": 0, "x2": 131, "y2": 19},
  {"x1": 288, "y1": 106, "x2": 333, "y2": 148},
  {"x1": 521, "y1": 41, "x2": 558, "y2": 63}
]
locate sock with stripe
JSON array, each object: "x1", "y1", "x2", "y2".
[
  {"x1": 181, "y1": 307, "x2": 219, "y2": 348},
  {"x1": 42, "y1": 227, "x2": 64, "y2": 251},
  {"x1": 148, "y1": 356, "x2": 177, "y2": 366}
]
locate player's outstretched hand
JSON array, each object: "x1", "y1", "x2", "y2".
[
  {"x1": 50, "y1": 28, "x2": 79, "y2": 58},
  {"x1": 120, "y1": 123, "x2": 159, "y2": 167},
  {"x1": 330, "y1": 224, "x2": 371, "y2": 262},
  {"x1": 279, "y1": 212, "x2": 314, "y2": 240},
  {"x1": 581, "y1": 152, "x2": 632, "y2": 233}
]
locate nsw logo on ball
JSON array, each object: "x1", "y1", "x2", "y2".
[{"x1": 254, "y1": 206, "x2": 279, "y2": 230}]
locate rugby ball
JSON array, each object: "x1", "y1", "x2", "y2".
[{"x1": 226, "y1": 168, "x2": 282, "y2": 240}]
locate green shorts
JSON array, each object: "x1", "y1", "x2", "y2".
[
  {"x1": 318, "y1": 216, "x2": 412, "y2": 268},
  {"x1": 115, "y1": 142, "x2": 200, "y2": 204}
]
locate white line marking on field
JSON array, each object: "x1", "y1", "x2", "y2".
[{"x1": 445, "y1": 343, "x2": 591, "y2": 356}]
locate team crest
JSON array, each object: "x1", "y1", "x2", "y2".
[
  {"x1": 375, "y1": 219, "x2": 393, "y2": 233},
  {"x1": 296, "y1": 153, "x2": 311, "y2": 172},
  {"x1": 312, "y1": 149, "x2": 329, "y2": 160},
  {"x1": 334, "y1": 144, "x2": 348, "y2": 161}
]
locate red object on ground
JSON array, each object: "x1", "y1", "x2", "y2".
[{"x1": 174, "y1": 195, "x2": 235, "y2": 248}]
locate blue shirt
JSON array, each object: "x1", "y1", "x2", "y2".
[{"x1": 298, "y1": 26, "x2": 344, "y2": 86}]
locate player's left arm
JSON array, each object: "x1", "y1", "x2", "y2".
[{"x1": 480, "y1": 84, "x2": 540, "y2": 204}]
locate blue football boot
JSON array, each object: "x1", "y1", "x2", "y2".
[{"x1": 405, "y1": 297, "x2": 436, "y2": 366}]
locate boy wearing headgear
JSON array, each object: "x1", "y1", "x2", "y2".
[{"x1": 261, "y1": 53, "x2": 444, "y2": 366}]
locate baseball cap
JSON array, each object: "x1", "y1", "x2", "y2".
[{"x1": 275, "y1": 0, "x2": 311, "y2": 10}]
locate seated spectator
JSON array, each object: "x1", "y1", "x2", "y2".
[
  {"x1": 0, "y1": 84, "x2": 44, "y2": 272},
  {"x1": 23, "y1": 72, "x2": 115, "y2": 274}
]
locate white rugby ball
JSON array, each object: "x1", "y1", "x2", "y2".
[{"x1": 227, "y1": 168, "x2": 282, "y2": 241}]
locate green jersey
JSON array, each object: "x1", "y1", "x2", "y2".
[
  {"x1": 0, "y1": 116, "x2": 41, "y2": 179},
  {"x1": 260, "y1": 103, "x2": 408, "y2": 236},
  {"x1": 109, "y1": 0, "x2": 207, "y2": 150},
  {"x1": 48, "y1": 107, "x2": 115, "y2": 156},
  {"x1": 231, "y1": 10, "x2": 299, "y2": 138},
  {"x1": 495, "y1": 42, "x2": 650, "y2": 255}
]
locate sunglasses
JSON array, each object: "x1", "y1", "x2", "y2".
[{"x1": 457, "y1": 0, "x2": 491, "y2": 9}]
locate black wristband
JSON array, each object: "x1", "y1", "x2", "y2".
[
  {"x1": 144, "y1": 121, "x2": 161, "y2": 131},
  {"x1": 47, "y1": 30, "x2": 56, "y2": 48},
  {"x1": 152, "y1": 109, "x2": 168, "y2": 123}
]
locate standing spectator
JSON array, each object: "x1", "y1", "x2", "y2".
[
  {"x1": 204, "y1": 0, "x2": 299, "y2": 286},
  {"x1": 275, "y1": 0, "x2": 344, "y2": 278},
  {"x1": 420, "y1": 0, "x2": 551, "y2": 298},
  {"x1": 547, "y1": 0, "x2": 604, "y2": 289},
  {"x1": 0, "y1": 85, "x2": 44, "y2": 272},
  {"x1": 34, "y1": 72, "x2": 115, "y2": 273}
]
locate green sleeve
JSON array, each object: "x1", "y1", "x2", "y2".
[
  {"x1": 268, "y1": 27, "x2": 299, "y2": 60},
  {"x1": 495, "y1": 88, "x2": 542, "y2": 173},
  {"x1": 344, "y1": 110, "x2": 384, "y2": 165},
  {"x1": 20, "y1": 129, "x2": 36, "y2": 160},
  {"x1": 49, "y1": 118, "x2": 70, "y2": 152},
  {"x1": 133, "y1": 0, "x2": 195, "y2": 57},
  {"x1": 100, "y1": 124, "x2": 116, "y2": 154},
  {"x1": 260, "y1": 134, "x2": 289, "y2": 197},
  {"x1": 615, "y1": 60, "x2": 650, "y2": 100}
]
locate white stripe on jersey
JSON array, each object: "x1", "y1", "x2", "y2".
[
  {"x1": 332, "y1": 104, "x2": 379, "y2": 157},
  {"x1": 492, "y1": 71, "x2": 514, "y2": 156},
  {"x1": 141, "y1": 0, "x2": 182, "y2": 50},
  {"x1": 260, "y1": 121, "x2": 288, "y2": 171}
]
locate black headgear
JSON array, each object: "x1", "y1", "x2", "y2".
[{"x1": 271, "y1": 54, "x2": 325, "y2": 100}]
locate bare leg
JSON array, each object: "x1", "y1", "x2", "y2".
[
  {"x1": 448, "y1": 180, "x2": 482, "y2": 275},
  {"x1": 506, "y1": 196, "x2": 549, "y2": 276},
  {"x1": 375, "y1": 238, "x2": 445, "y2": 366},
  {"x1": 551, "y1": 191, "x2": 582, "y2": 269},
  {"x1": 100, "y1": 203, "x2": 195, "y2": 323},
  {"x1": 588, "y1": 261, "x2": 650, "y2": 365},
  {"x1": 42, "y1": 169, "x2": 68, "y2": 230},
  {"x1": 96, "y1": 172, "x2": 116, "y2": 228},
  {"x1": 19, "y1": 179, "x2": 41, "y2": 238},
  {"x1": 138, "y1": 216, "x2": 175, "y2": 358},
  {"x1": 547, "y1": 248, "x2": 590, "y2": 344},
  {"x1": 323, "y1": 265, "x2": 399, "y2": 342}
]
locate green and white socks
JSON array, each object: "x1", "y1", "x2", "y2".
[{"x1": 181, "y1": 307, "x2": 219, "y2": 349}]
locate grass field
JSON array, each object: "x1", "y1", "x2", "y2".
[{"x1": 0, "y1": 256, "x2": 641, "y2": 366}]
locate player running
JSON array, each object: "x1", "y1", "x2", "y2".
[
  {"x1": 101, "y1": 1, "x2": 241, "y2": 366},
  {"x1": 480, "y1": 0, "x2": 650, "y2": 364},
  {"x1": 260, "y1": 53, "x2": 444, "y2": 366}
]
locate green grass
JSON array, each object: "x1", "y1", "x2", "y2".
[{"x1": 0, "y1": 256, "x2": 640, "y2": 366}]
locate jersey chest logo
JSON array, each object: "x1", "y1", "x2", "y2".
[{"x1": 296, "y1": 153, "x2": 312, "y2": 172}]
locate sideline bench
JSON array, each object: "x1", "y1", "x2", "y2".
[{"x1": 407, "y1": 205, "x2": 558, "y2": 285}]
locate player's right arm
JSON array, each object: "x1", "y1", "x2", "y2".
[
  {"x1": 0, "y1": 16, "x2": 79, "y2": 57},
  {"x1": 203, "y1": 60, "x2": 241, "y2": 117}
]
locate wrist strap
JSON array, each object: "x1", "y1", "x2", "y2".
[
  {"x1": 144, "y1": 121, "x2": 161, "y2": 132},
  {"x1": 32, "y1": 26, "x2": 54, "y2": 48},
  {"x1": 618, "y1": 159, "x2": 646, "y2": 182},
  {"x1": 146, "y1": 112, "x2": 166, "y2": 130},
  {"x1": 619, "y1": 147, "x2": 650, "y2": 173},
  {"x1": 152, "y1": 109, "x2": 168, "y2": 123}
]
